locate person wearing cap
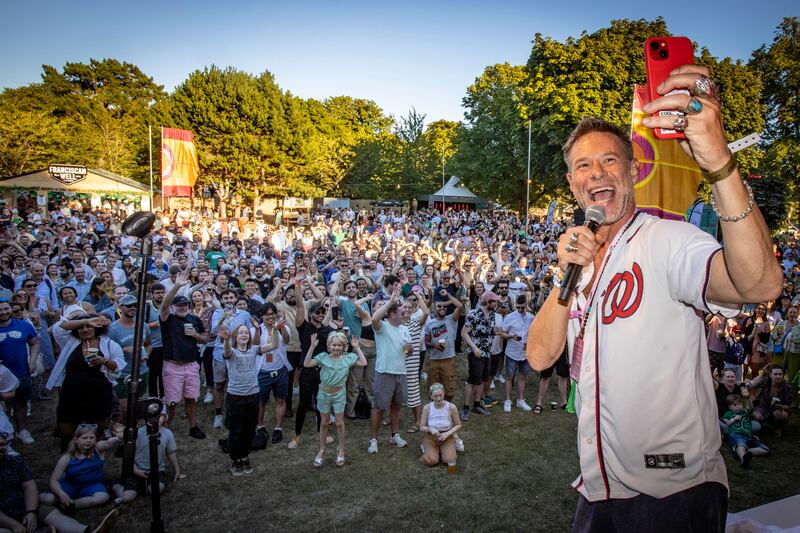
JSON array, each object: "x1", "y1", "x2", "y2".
[
  {"x1": 724, "y1": 324, "x2": 748, "y2": 381},
  {"x1": 160, "y1": 268, "x2": 208, "y2": 439},
  {"x1": 106, "y1": 294, "x2": 151, "y2": 422},
  {"x1": 460, "y1": 290, "x2": 500, "y2": 421}
]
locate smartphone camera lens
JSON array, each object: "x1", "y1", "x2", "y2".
[
  {"x1": 659, "y1": 49, "x2": 668, "y2": 59},
  {"x1": 650, "y1": 41, "x2": 659, "y2": 51}
]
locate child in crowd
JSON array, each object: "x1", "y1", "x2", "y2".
[
  {"x1": 725, "y1": 325, "x2": 747, "y2": 381},
  {"x1": 304, "y1": 331, "x2": 366, "y2": 467},
  {"x1": 721, "y1": 394, "x2": 769, "y2": 468},
  {"x1": 40, "y1": 425, "x2": 120, "y2": 511},
  {"x1": 112, "y1": 409, "x2": 179, "y2": 504},
  {"x1": 221, "y1": 320, "x2": 279, "y2": 476}
]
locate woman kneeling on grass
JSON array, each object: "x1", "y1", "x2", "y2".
[
  {"x1": 419, "y1": 383, "x2": 461, "y2": 471},
  {"x1": 221, "y1": 320, "x2": 279, "y2": 476},
  {"x1": 40, "y1": 425, "x2": 121, "y2": 512},
  {"x1": 304, "y1": 331, "x2": 366, "y2": 467}
]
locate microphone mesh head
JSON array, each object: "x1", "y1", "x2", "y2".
[{"x1": 585, "y1": 205, "x2": 606, "y2": 225}]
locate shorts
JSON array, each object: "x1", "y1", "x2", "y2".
[
  {"x1": 505, "y1": 358, "x2": 530, "y2": 377},
  {"x1": 213, "y1": 359, "x2": 228, "y2": 384},
  {"x1": 541, "y1": 351, "x2": 569, "y2": 379},
  {"x1": 427, "y1": 358, "x2": 456, "y2": 398},
  {"x1": 467, "y1": 354, "x2": 491, "y2": 386},
  {"x1": 116, "y1": 373, "x2": 149, "y2": 397},
  {"x1": 13, "y1": 375, "x2": 32, "y2": 403},
  {"x1": 257, "y1": 367, "x2": 289, "y2": 402},
  {"x1": 373, "y1": 372, "x2": 407, "y2": 410},
  {"x1": 121, "y1": 473, "x2": 168, "y2": 494},
  {"x1": 163, "y1": 361, "x2": 201, "y2": 404},
  {"x1": 317, "y1": 387, "x2": 346, "y2": 414},
  {"x1": 727, "y1": 433, "x2": 768, "y2": 454},
  {"x1": 490, "y1": 353, "x2": 504, "y2": 377},
  {"x1": 59, "y1": 480, "x2": 108, "y2": 499}
]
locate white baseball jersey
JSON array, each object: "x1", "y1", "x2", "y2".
[{"x1": 566, "y1": 212, "x2": 739, "y2": 501}]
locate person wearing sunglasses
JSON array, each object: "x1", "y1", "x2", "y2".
[
  {"x1": 48, "y1": 313, "x2": 123, "y2": 451},
  {"x1": 0, "y1": 430, "x2": 116, "y2": 533}
]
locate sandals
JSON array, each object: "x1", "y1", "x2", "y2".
[
  {"x1": 533, "y1": 404, "x2": 543, "y2": 414},
  {"x1": 313, "y1": 450, "x2": 325, "y2": 467},
  {"x1": 336, "y1": 448, "x2": 346, "y2": 466},
  {"x1": 407, "y1": 424, "x2": 420, "y2": 433}
]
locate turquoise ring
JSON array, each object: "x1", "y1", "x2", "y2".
[{"x1": 685, "y1": 97, "x2": 703, "y2": 115}]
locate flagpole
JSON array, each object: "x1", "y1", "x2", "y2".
[
  {"x1": 148, "y1": 125, "x2": 154, "y2": 212},
  {"x1": 525, "y1": 119, "x2": 531, "y2": 227}
]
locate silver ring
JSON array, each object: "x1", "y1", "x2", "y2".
[
  {"x1": 672, "y1": 116, "x2": 688, "y2": 132},
  {"x1": 690, "y1": 74, "x2": 719, "y2": 101},
  {"x1": 565, "y1": 243, "x2": 578, "y2": 254},
  {"x1": 684, "y1": 97, "x2": 703, "y2": 115}
]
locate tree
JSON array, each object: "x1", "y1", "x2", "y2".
[
  {"x1": 523, "y1": 18, "x2": 670, "y2": 204},
  {"x1": 451, "y1": 63, "x2": 529, "y2": 209},
  {"x1": 750, "y1": 17, "x2": 800, "y2": 224},
  {"x1": 40, "y1": 59, "x2": 166, "y2": 179}
]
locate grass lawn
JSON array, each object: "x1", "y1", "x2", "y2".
[{"x1": 18, "y1": 364, "x2": 800, "y2": 533}]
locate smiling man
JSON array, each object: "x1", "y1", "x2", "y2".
[{"x1": 527, "y1": 66, "x2": 782, "y2": 532}]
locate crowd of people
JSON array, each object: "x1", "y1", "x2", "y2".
[{"x1": 0, "y1": 184, "x2": 797, "y2": 531}]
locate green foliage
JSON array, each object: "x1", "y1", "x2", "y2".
[{"x1": 750, "y1": 17, "x2": 800, "y2": 221}]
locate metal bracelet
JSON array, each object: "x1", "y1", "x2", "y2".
[{"x1": 709, "y1": 180, "x2": 754, "y2": 223}]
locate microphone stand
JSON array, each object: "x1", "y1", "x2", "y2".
[
  {"x1": 120, "y1": 212, "x2": 156, "y2": 481},
  {"x1": 141, "y1": 397, "x2": 165, "y2": 533}
]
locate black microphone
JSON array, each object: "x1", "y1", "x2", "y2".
[{"x1": 558, "y1": 205, "x2": 606, "y2": 304}]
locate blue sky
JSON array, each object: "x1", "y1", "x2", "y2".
[{"x1": 1, "y1": 1, "x2": 797, "y2": 123}]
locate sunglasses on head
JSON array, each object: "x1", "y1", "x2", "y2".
[{"x1": 77, "y1": 423, "x2": 98, "y2": 431}]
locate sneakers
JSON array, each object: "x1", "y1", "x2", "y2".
[
  {"x1": 287, "y1": 435, "x2": 301, "y2": 449},
  {"x1": 389, "y1": 433, "x2": 408, "y2": 448},
  {"x1": 454, "y1": 436, "x2": 464, "y2": 453},
  {"x1": 336, "y1": 448, "x2": 345, "y2": 466},
  {"x1": 203, "y1": 391, "x2": 214, "y2": 404},
  {"x1": 471, "y1": 405, "x2": 490, "y2": 416},
  {"x1": 495, "y1": 373, "x2": 506, "y2": 384},
  {"x1": 230, "y1": 460, "x2": 244, "y2": 476},
  {"x1": 241, "y1": 458, "x2": 253, "y2": 474},
  {"x1": 314, "y1": 450, "x2": 325, "y2": 467},
  {"x1": 367, "y1": 438, "x2": 378, "y2": 454},
  {"x1": 460, "y1": 408, "x2": 471, "y2": 421},
  {"x1": 516, "y1": 399, "x2": 533, "y2": 412},
  {"x1": 271, "y1": 428, "x2": 283, "y2": 444},
  {"x1": 18, "y1": 429, "x2": 34, "y2": 444},
  {"x1": 740, "y1": 450, "x2": 753, "y2": 468},
  {"x1": 213, "y1": 414, "x2": 223, "y2": 429},
  {"x1": 189, "y1": 426, "x2": 206, "y2": 439},
  {"x1": 503, "y1": 400, "x2": 512, "y2": 413}
]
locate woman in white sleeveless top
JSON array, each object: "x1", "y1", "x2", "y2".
[{"x1": 419, "y1": 383, "x2": 461, "y2": 469}]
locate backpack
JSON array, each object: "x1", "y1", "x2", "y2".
[{"x1": 354, "y1": 387, "x2": 371, "y2": 420}]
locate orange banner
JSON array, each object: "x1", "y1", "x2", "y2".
[
  {"x1": 161, "y1": 127, "x2": 199, "y2": 197},
  {"x1": 631, "y1": 86, "x2": 701, "y2": 220}
]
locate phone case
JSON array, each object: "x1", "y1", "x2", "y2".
[{"x1": 644, "y1": 36, "x2": 694, "y2": 139}]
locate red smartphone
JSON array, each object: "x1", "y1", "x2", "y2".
[{"x1": 644, "y1": 36, "x2": 694, "y2": 139}]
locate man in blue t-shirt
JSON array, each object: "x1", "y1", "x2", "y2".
[{"x1": 0, "y1": 301, "x2": 39, "y2": 444}]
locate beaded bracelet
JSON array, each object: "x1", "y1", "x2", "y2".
[{"x1": 709, "y1": 180, "x2": 754, "y2": 223}]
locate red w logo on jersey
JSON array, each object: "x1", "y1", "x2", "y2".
[{"x1": 601, "y1": 262, "x2": 643, "y2": 325}]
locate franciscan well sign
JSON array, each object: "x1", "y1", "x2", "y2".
[{"x1": 48, "y1": 165, "x2": 87, "y2": 185}]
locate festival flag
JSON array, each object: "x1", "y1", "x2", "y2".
[
  {"x1": 630, "y1": 85, "x2": 702, "y2": 220},
  {"x1": 546, "y1": 199, "x2": 557, "y2": 225},
  {"x1": 161, "y1": 127, "x2": 199, "y2": 197}
]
